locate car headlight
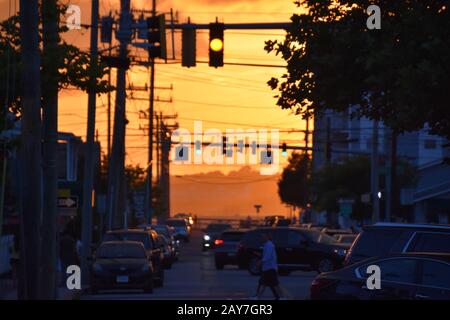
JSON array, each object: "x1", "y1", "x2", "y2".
[
  {"x1": 141, "y1": 264, "x2": 150, "y2": 272},
  {"x1": 333, "y1": 248, "x2": 347, "y2": 256},
  {"x1": 203, "y1": 234, "x2": 211, "y2": 241},
  {"x1": 93, "y1": 263, "x2": 103, "y2": 272}
]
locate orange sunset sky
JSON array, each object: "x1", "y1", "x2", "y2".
[{"x1": 1, "y1": 0, "x2": 309, "y2": 217}]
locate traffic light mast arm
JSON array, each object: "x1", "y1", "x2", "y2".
[{"x1": 170, "y1": 22, "x2": 292, "y2": 30}]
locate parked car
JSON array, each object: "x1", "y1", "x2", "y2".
[
  {"x1": 344, "y1": 222, "x2": 450, "y2": 266},
  {"x1": 174, "y1": 213, "x2": 194, "y2": 227},
  {"x1": 264, "y1": 215, "x2": 285, "y2": 227},
  {"x1": 214, "y1": 230, "x2": 247, "y2": 269},
  {"x1": 310, "y1": 252, "x2": 450, "y2": 300},
  {"x1": 335, "y1": 234, "x2": 358, "y2": 245},
  {"x1": 202, "y1": 223, "x2": 232, "y2": 251},
  {"x1": 275, "y1": 218, "x2": 291, "y2": 227},
  {"x1": 90, "y1": 241, "x2": 154, "y2": 294},
  {"x1": 155, "y1": 234, "x2": 174, "y2": 269},
  {"x1": 322, "y1": 228, "x2": 354, "y2": 237},
  {"x1": 139, "y1": 224, "x2": 180, "y2": 260},
  {"x1": 237, "y1": 227, "x2": 350, "y2": 275},
  {"x1": 102, "y1": 229, "x2": 164, "y2": 286},
  {"x1": 166, "y1": 218, "x2": 190, "y2": 242}
]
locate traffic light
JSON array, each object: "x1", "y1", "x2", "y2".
[
  {"x1": 195, "y1": 140, "x2": 202, "y2": 155},
  {"x1": 147, "y1": 14, "x2": 166, "y2": 59},
  {"x1": 182, "y1": 27, "x2": 196, "y2": 67},
  {"x1": 281, "y1": 143, "x2": 287, "y2": 157},
  {"x1": 209, "y1": 22, "x2": 224, "y2": 68}
]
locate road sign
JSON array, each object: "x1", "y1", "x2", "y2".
[{"x1": 57, "y1": 196, "x2": 78, "y2": 209}]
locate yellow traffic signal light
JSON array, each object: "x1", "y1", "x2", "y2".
[
  {"x1": 210, "y1": 38, "x2": 223, "y2": 52},
  {"x1": 209, "y1": 22, "x2": 224, "y2": 67}
]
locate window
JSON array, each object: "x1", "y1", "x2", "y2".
[
  {"x1": 103, "y1": 232, "x2": 152, "y2": 249},
  {"x1": 287, "y1": 231, "x2": 305, "y2": 247},
  {"x1": 424, "y1": 139, "x2": 437, "y2": 149},
  {"x1": 407, "y1": 232, "x2": 450, "y2": 253},
  {"x1": 421, "y1": 260, "x2": 450, "y2": 289},
  {"x1": 271, "y1": 230, "x2": 288, "y2": 247},
  {"x1": 351, "y1": 229, "x2": 408, "y2": 259},
  {"x1": 377, "y1": 258, "x2": 417, "y2": 284}
]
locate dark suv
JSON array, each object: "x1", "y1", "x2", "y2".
[
  {"x1": 237, "y1": 227, "x2": 350, "y2": 275},
  {"x1": 345, "y1": 223, "x2": 450, "y2": 266},
  {"x1": 103, "y1": 229, "x2": 165, "y2": 286}
]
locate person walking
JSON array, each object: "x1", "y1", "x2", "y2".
[{"x1": 254, "y1": 232, "x2": 283, "y2": 300}]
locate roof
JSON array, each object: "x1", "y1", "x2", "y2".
[
  {"x1": 373, "y1": 252, "x2": 450, "y2": 264},
  {"x1": 99, "y1": 240, "x2": 145, "y2": 247},
  {"x1": 369, "y1": 222, "x2": 450, "y2": 230},
  {"x1": 106, "y1": 229, "x2": 149, "y2": 234}
]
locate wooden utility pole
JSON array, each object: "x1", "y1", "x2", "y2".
[
  {"x1": 371, "y1": 120, "x2": 380, "y2": 223},
  {"x1": 41, "y1": 0, "x2": 60, "y2": 299},
  {"x1": 107, "y1": 0, "x2": 131, "y2": 230},
  {"x1": 19, "y1": 0, "x2": 42, "y2": 299},
  {"x1": 80, "y1": 0, "x2": 99, "y2": 287},
  {"x1": 145, "y1": 0, "x2": 157, "y2": 225}
]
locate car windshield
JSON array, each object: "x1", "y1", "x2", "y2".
[
  {"x1": 97, "y1": 243, "x2": 146, "y2": 259},
  {"x1": 206, "y1": 224, "x2": 231, "y2": 232},
  {"x1": 166, "y1": 220, "x2": 186, "y2": 227},
  {"x1": 103, "y1": 232, "x2": 152, "y2": 249},
  {"x1": 302, "y1": 229, "x2": 337, "y2": 244}
]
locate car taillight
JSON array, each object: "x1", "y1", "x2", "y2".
[
  {"x1": 214, "y1": 239, "x2": 224, "y2": 246},
  {"x1": 310, "y1": 278, "x2": 336, "y2": 298}
]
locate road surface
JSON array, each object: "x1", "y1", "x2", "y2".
[{"x1": 81, "y1": 230, "x2": 316, "y2": 300}]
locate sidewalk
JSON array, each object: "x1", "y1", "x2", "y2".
[{"x1": 0, "y1": 277, "x2": 84, "y2": 300}]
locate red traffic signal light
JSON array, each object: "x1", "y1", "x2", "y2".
[{"x1": 209, "y1": 22, "x2": 224, "y2": 68}]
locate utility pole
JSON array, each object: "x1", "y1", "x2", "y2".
[
  {"x1": 385, "y1": 128, "x2": 393, "y2": 222},
  {"x1": 371, "y1": 120, "x2": 380, "y2": 223},
  {"x1": 325, "y1": 117, "x2": 331, "y2": 163},
  {"x1": 19, "y1": 0, "x2": 41, "y2": 299},
  {"x1": 305, "y1": 117, "x2": 310, "y2": 155},
  {"x1": 107, "y1": 45, "x2": 112, "y2": 159},
  {"x1": 107, "y1": 0, "x2": 131, "y2": 230},
  {"x1": 41, "y1": 0, "x2": 59, "y2": 299},
  {"x1": 80, "y1": 0, "x2": 99, "y2": 287},
  {"x1": 156, "y1": 113, "x2": 160, "y2": 181},
  {"x1": 145, "y1": 0, "x2": 157, "y2": 225}
]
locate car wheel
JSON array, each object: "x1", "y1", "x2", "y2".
[
  {"x1": 215, "y1": 261, "x2": 224, "y2": 270},
  {"x1": 317, "y1": 258, "x2": 334, "y2": 273},
  {"x1": 248, "y1": 257, "x2": 261, "y2": 275}
]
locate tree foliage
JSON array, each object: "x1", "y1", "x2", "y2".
[
  {"x1": 266, "y1": 0, "x2": 450, "y2": 138},
  {"x1": 0, "y1": 3, "x2": 113, "y2": 128},
  {"x1": 278, "y1": 152, "x2": 311, "y2": 208},
  {"x1": 311, "y1": 156, "x2": 417, "y2": 221}
]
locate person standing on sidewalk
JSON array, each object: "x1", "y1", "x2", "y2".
[{"x1": 255, "y1": 231, "x2": 283, "y2": 300}]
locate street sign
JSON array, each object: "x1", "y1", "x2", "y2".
[{"x1": 57, "y1": 196, "x2": 78, "y2": 209}]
